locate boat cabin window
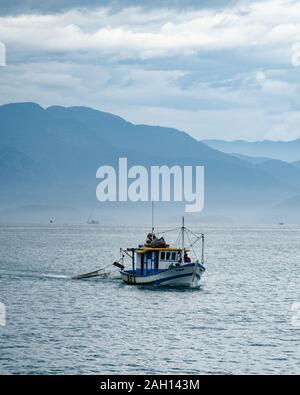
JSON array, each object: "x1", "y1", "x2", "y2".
[{"x1": 159, "y1": 250, "x2": 178, "y2": 261}]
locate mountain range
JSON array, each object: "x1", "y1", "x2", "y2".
[{"x1": 0, "y1": 102, "x2": 300, "y2": 223}]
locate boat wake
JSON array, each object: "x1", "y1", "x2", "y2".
[
  {"x1": 0, "y1": 270, "x2": 70, "y2": 280},
  {"x1": 0, "y1": 268, "x2": 120, "y2": 282}
]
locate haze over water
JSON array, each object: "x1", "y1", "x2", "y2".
[{"x1": 0, "y1": 224, "x2": 299, "y2": 374}]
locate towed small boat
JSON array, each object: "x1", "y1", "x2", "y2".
[{"x1": 114, "y1": 217, "x2": 205, "y2": 287}]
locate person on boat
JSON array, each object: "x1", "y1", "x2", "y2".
[
  {"x1": 146, "y1": 233, "x2": 167, "y2": 248},
  {"x1": 184, "y1": 252, "x2": 191, "y2": 263},
  {"x1": 146, "y1": 233, "x2": 157, "y2": 244}
]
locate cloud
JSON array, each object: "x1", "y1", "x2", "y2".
[
  {"x1": 291, "y1": 43, "x2": 300, "y2": 66},
  {"x1": 268, "y1": 111, "x2": 300, "y2": 140},
  {"x1": 1, "y1": 1, "x2": 300, "y2": 62},
  {"x1": 0, "y1": 0, "x2": 300, "y2": 141},
  {"x1": 0, "y1": 1, "x2": 237, "y2": 16},
  {"x1": 0, "y1": 60, "x2": 298, "y2": 141},
  {"x1": 255, "y1": 70, "x2": 296, "y2": 96},
  {"x1": 0, "y1": 42, "x2": 6, "y2": 66}
]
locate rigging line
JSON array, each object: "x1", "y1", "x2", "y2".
[
  {"x1": 190, "y1": 238, "x2": 201, "y2": 248},
  {"x1": 185, "y1": 227, "x2": 203, "y2": 239},
  {"x1": 185, "y1": 227, "x2": 200, "y2": 243},
  {"x1": 185, "y1": 229, "x2": 202, "y2": 247},
  {"x1": 175, "y1": 228, "x2": 181, "y2": 248},
  {"x1": 185, "y1": 228, "x2": 199, "y2": 262},
  {"x1": 176, "y1": 233, "x2": 181, "y2": 246},
  {"x1": 186, "y1": 229, "x2": 201, "y2": 259},
  {"x1": 156, "y1": 227, "x2": 181, "y2": 235}
]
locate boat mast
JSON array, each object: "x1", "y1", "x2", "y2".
[
  {"x1": 181, "y1": 216, "x2": 185, "y2": 264},
  {"x1": 151, "y1": 201, "x2": 155, "y2": 237},
  {"x1": 201, "y1": 234, "x2": 205, "y2": 266}
]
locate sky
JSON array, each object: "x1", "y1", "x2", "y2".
[{"x1": 0, "y1": 0, "x2": 300, "y2": 141}]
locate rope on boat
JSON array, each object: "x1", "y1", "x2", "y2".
[
  {"x1": 185, "y1": 227, "x2": 203, "y2": 240},
  {"x1": 71, "y1": 268, "x2": 106, "y2": 280},
  {"x1": 156, "y1": 226, "x2": 181, "y2": 235}
]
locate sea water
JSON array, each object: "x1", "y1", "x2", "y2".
[{"x1": 0, "y1": 224, "x2": 299, "y2": 374}]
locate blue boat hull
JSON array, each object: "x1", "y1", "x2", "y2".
[{"x1": 120, "y1": 262, "x2": 205, "y2": 287}]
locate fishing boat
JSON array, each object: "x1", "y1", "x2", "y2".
[
  {"x1": 113, "y1": 217, "x2": 205, "y2": 287},
  {"x1": 73, "y1": 204, "x2": 205, "y2": 287}
]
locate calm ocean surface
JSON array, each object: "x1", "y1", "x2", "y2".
[{"x1": 0, "y1": 224, "x2": 299, "y2": 375}]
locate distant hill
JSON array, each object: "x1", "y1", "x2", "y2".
[
  {"x1": 261, "y1": 194, "x2": 300, "y2": 223},
  {"x1": 203, "y1": 139, "x2": 300, "y2": 162},
  {"x1": 231, "y1": 153, "x2": 273, "y2": 164},
  {"x1": 232, "y1": 154, "x2": 300, "y2": 189},
  {"x1": 293, "y1": 161, "x2": 300, "y2": 168},
  {"x1": 0, "y1": 102, "x2": 299, "y2": 223},
  {"x1": 253, "y1": 159, "x2": 300, "y2": 190},
  {"x1": 0, "y1": 144, "x2": 38, "y2": 183}
]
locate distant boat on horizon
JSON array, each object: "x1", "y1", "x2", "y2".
[{"x1": 87, "y1": 215, "x2": 99, "y2": 225}]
